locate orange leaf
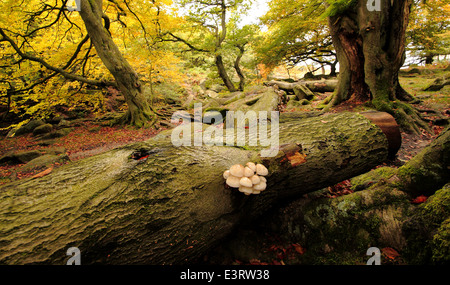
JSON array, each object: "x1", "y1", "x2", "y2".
[
  {"x1": 411, "y1": 195, "x2": 427, "y2": 204},
  {"x1": 31, "y1": 167, "x2": 53, "y2": 179},
  {"x1": 382, "y1": 247, "x2": 400, "y2": 260},
  {"x1": 286, "y1": 152, "x2": 307, "y2": 167}
]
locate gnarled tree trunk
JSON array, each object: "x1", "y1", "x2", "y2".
[
  {"x1": 0, "y1": 112, "x2": 397, "y2": 265},
  {"x1": 79, "y1": 0, "x2": 155, "y2": 127},
  {"x1": 234, "y1": 45, "x2": 246, "y2": 91},
  {"x1": 216, "y1": 55, "x2": 237, "y2": 92},
  {"x1": 326, "y1": 1, "x2": 428, "y2": 133},
  {"x1": 328, "y1": 0, "x2": 410, "y2": 105}
]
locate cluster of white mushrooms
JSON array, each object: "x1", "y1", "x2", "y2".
[{"x1": 223, "y1": 162, "x2": 268, "y2": 195}]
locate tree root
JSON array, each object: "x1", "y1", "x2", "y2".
[
  {"x1": 111, "y1": 108, "x2": 157, "y2": 128},
  {"x1": 110, "y1": 103, "x2": 186, "y2": 129},
  {"x1": 318, "y1": 92, "x2": 434, "y2": 135},
  {"x1": 373, "y1": 100, "x2": 432, "y2": 135}
]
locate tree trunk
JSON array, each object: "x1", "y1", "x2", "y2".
[
  {"x1": 329, "y1": 59, "x2": 337, "y2": 77},
  {"x1": 79, "y1": 0, "x2": 155, "y2": 127},
  {"x1": 0, "y1": 112, "x2": 395, "y2": 265},
  {"x1": 216, "y1": 55, "x2": 237, "y2": 92},
  {"x1": 327, "y1": 1, "x2": 423, "y2": 133},
  {"x1": 234, "y1": 45, "x2": 246, "y2": 92}
]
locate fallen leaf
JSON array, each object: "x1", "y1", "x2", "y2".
[
  {"x1": 411, "y1": 195, "x2": 427, "y2": 204},
  {"x1": 286, "y1": 152, "x2": 307, "y2": 167},
  {"x1": 382, "y1": 247, "x2": 400, "y2": 260},
  {"x1": 31, "y1": 167, "x2": 53, "y2": 179}
]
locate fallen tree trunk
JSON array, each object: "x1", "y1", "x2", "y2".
[
  {"x1": 422, "y1": 74, "x2": 450, "y2": 91},
  {"x1": 0, "y1": 112, "x2": 395, "y2": 265},
  {"x1": 253, "y1": 127, "x2": 449, "y2": 265},
  {"x1": 265, "y1": 79, "x2": 338, "y2": 94}
]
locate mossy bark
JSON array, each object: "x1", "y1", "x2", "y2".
[
  {"x1": 261, "y1": 128, "x2": 450, "y2": 265},
  {"x1": 326, "y1": 0, "x2": 427, "y2": 133},
  {"x1": 395, "y1": 127, "x2": 450, "y2": 196},
  {"x1": 0, "y1": 112, "x2": 391, "y2": 264},
  {"x1": 79, "y1": 0, "x2": 155, "y2": 127}
]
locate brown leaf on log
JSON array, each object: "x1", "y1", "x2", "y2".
[{"x1": 286, "y1": 152, "x2": 307, "y2": 167}]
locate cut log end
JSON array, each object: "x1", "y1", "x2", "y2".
[{"x1": 360, "y1": 111, "x2": 402, "y2": 159}]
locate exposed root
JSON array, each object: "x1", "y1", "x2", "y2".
[
  {"x1": 318, "y1": 92, "x2": 434, "y2": 135},
  {"x1": 374, "y1": 100, "x2": 432, "y2": 135},
  {"x1": 111, "y1": 108, "x2": 157, "y2": 128}
]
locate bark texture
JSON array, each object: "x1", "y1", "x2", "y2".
[
  {"x1": 326, "y1": 1, "x2": 433, "y2": 134},
  {"x1": 79, "y1": 0, "x2": 155, "y2": 127},
  {"x1": 326, "y1": 1, "x2": 420, "y2": 123},
  {"x1": 328, "y1": 0, "x2": 411, "y2": 105},
  {"x1": 0, "y1": 112, "x2": 393, "y2": 265},
  {"x1": 254, "y1": 128, "x2": 449, "y2": 265}
]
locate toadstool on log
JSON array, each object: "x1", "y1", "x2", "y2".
[{"x1": 224, "y1": 163, "x2": 269, "y2": 195}]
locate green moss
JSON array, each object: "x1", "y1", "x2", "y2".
[
  {"x1": 396, "y1": 163, "x2": 444, "y2": 195},
  {"x1": 432, "y1": 218, "x2": 450, "y2": 264},
  {"x1": 402, "y1": 184, "x2": 450, "y2": 264},
  {"x1": 419, "y1": 184, "x2": 450, "y2": 226},
  {"x1": 351, "y1": 167, "x2": 397, "y2": 191}
]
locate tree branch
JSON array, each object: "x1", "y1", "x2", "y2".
[
  {"x1": 0, "y1": 28, "x2": 115, "y2": 88},
  {"x1": 160, "y1": 32, "x2": 210, "y2": 53}
]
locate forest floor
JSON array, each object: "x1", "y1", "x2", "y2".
[
  {"x1": 0, "y1": 66, "x2": 449, "y2": 186},
  {"x1": 199, "y1": 66, "x2": 450, "y2": 265},
  {"x1": 0, "y1": 65, "x2": 449, "y2": 265}
]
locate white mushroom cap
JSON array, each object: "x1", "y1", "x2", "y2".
[
  {"x1": 245, "y1": 162, "x2": 256, "y2": 172},
  {"x1": 239, "y1": 186, "x2": 253, "y2": 195},
  {"x1": 253, "y1": 181, "x2": 267, "y2": 191},
  {"x1": 259, "y1": 176, "x2": 267, "y2": 183},
  {"x1": 226, "y1": 176, "x2": 241, "y2": 188},
  {"x1": 229, "y1": 164, "x2": 245, "y2": 177},
  {"x1": 256, "y1": 164, "x2": 268, "y2": 176},
  {"x1": 252, "y1": 190, "x2": 261, "y2": 194},
  {"x1": 244, "y1": 166, "x2": 254, "y2": 177},
  {"x1": 239, "y1": 177, "x2": 253, "y2": 188},
  {"x1": 223, "y1": 170, "x2": 230, "y2": 180},
  {"x1": 250, "y1": 175, "x2": 260, "y2": 185}
]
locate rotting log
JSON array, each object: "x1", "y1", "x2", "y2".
[
  {"x1": 422, "y1": 74, "x2": 450, "y2": 91},
  {"x1": 252, "y1": 128, "x2": 450, "y2": 265},
  {"x1": 0, "y1": 112, "x2": 397, "y2": 265},
  {"x1": 264, "y1": 79, "x2": 338, "y2": 95}
]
